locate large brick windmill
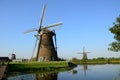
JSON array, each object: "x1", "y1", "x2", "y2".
[{"x1": 24, "y1": 4, "x2": 63, "y2": 61}]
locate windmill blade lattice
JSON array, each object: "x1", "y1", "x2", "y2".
[
  {"x1": 43, "y1": 22, "x2": 63, "y2": 30},
  {"x1": 24, "y1": 28, "x2": 38, "y2": 34},
  {"x1": 38, "y1": 4, "x2": 46, "y2": 33},
  {"x1": 30, "y1": 39, "x2": 38, "y2": 61}
]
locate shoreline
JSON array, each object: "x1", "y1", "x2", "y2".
[
  {"x1": 8, "y1": 61, "x2": 76, "y2": 72},
  {"x1": 72, "y1": 59, "x2": 120, "y2": 64},
  {"x1": 8, "y1": 60, "x2": 120, "y2": 73}
]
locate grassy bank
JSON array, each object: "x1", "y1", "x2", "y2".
[
  {"x1": 8, "y1": 61, "x2": 70, "y2": 72},
  {"x1": 71, "y1": 59, "x2": 120, "y2": 64},
  {"x1": 8, "y1": 59, "x2": 120, "y2": 72}
]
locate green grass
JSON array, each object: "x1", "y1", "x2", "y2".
[
  {"x1": 8, "y1": 59, "x2": 120, "y2": 72},
  {"x1": 8, "y1": 61, "x2": 69, "y2": 72},
  {"x1": 71, "y1": 59, "x2": 120, "y2": 64}
]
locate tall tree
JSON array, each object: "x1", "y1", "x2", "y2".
[{"x1": 108, "y1": 15, "x2": 120, "y2": 52}]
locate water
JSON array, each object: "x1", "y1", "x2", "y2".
[{"x1": 7, "y1": 64, "x2": 120, "y2": 80}]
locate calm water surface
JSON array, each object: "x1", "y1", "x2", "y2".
[{"x1": 7, "y1": 64, "x2": 120, "y2": 80}]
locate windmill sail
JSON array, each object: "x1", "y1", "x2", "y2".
[
  {"x1": 43, "y1": 22, "x2": 63, "y2": 29},
  {"x1": 24, "y1": 28, "x2": 38, "y2": 34},
  {"x1": 30, "y1": 39, "x2": 38, "y2": 61},
  {"x1": 38, "y1": 4, "x2": 46, "y2": 33}
]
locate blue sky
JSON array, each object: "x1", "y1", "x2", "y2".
[{"x1": 0, "y1": 0, "x2": 120, "y2": 59}]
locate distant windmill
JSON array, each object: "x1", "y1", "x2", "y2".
[
  {"x1": 78, "y1": 47, "x2": 90, "y2": 60},
  {"x1": 24, "y1": 4, "x2": 63, "y2": 61},
  {"x1": 11, "y1": 49, "x2": 16, "y2": 60}
]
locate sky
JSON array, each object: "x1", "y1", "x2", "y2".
[{"x1": 0, "y1": 0, "x2": 120, "y2": 59}]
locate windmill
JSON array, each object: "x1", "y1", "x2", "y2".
[
  {"x1": 24, "y1": 4, "x2": 63, "y2": 61},
  {"x1": 78, "y1": 47, "x2": 90, "y2": 60},
  {"x1": 11, "y1": 49, "x2": 16, "y2": 60}
]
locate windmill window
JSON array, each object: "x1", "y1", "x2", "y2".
[{"x1": 39, "y1": 56, "x2": 44, "y2": 62}]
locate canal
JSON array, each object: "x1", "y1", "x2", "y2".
[{"x1": 7, "y1": 64, "x2": 120, "y2": 80}]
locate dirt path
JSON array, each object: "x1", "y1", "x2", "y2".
[{"x1": 0, "y1": 65, "x2": 7, "y2": 79}]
